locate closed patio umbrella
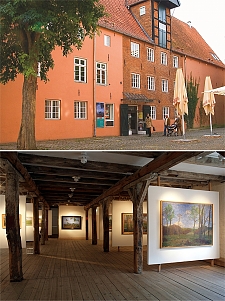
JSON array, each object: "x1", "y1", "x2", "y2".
[
  {"x1": 173, "y1": 68, "x2": 188, "y2": 139},
  {"x1": 203, "y1": 76, "x2": 216, "y2": 135},
  {"x1": 204, "y1": 85, "x2": 225, "y2": 96}
]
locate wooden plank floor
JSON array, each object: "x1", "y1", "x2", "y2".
[{"x1": 1, "y1": 239, "x2": 225, "y2": 301}]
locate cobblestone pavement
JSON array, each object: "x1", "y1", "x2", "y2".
[{"x1": 0, "y1": 127, "x2": 224, "y2": 150}]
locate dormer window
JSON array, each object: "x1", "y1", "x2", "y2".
[
  {"x1": 211, "y1": 53, "x2": 220, "y2": 61},
  {"x1": 140, "y1": 6, "x2": 146, "y2": 16}
]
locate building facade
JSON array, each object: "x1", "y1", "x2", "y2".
[{"x1": 0, "y1": 0, "x2": 224, "y2": 143}]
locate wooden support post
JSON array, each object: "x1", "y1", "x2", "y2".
[
  {"x1": 102, "y1": 200, "x2": 110, "y2": 252},
  {"x1": 211, "y1": 259, "x2": 214, "y2": 267},
  {"x1": 128, "y1": 180, "x2": 150, "y2": 274},
  {"x1": 208, "y1": 181, "x2": 212, "y2": 191},
  {"x1": 92, "y1": 206, "x2": 97, "y2": 245},
  {"x1": 158, "y1": 264, "x2": 161, "y2": 272},
  {"x1": 45, "y1": 209, "x2": 48, "y2": 241},
  {"x1": 157, "y1": 175, "x2": 160, "y2": 186},
  {"x1": 5, "y1": 163, "x2": 23, "y2": 282},
  {"x1": 41, "y1": 203, "x2": 46, "y2": 245},
  {"x1": 86, "y1": 209, "x2": 89, "y2": 240},
  {"x1": 33, "y1": 198, "x2": 40, "y2": 254}
]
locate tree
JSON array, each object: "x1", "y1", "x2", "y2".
[
  {"x1": 185, "y1": 73, "x2": 199, "y2": 129},
  {"x1": 0, "y1": 0, "x2": 105, "y2": 149},
  {"x1": 163, "y1": 204, "x2": 175, "y2": 234},
  {"x1": 189, "y1": 205, "x2": 199, "y2": 235}
]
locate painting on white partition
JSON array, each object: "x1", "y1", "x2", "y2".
[{"x1": 160, "y1": 201, "x2": 213, "y2": 248}]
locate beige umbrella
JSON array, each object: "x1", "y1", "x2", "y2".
[
  {"x1": 173, "y1": 68, "x2": 188, "y2": 138},
  {"x1": 203, "y1": 76, "x2": 216, "y2": 135}
]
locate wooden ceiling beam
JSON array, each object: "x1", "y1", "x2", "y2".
[{"x1": 84, "y1": 151, "x2": 202, "y2": 210}]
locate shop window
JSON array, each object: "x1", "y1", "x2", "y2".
[
  {"x1": 74, "y1": 101, "x2": 87, "y2": 119},
  {"x1": 105, "y1": 104, "x2": 114, "y2": 126},
  {"x1": 45, "y1": 100, "x2": 60, "y2": 119}
]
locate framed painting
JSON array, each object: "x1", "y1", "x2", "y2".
[
  {"x1": 160, "y1": 201, "x2": 213, "y2": 248},
  {"x1": 109, "y1": 214, "x2": 112, "y2": 231},
  {"x1": 122, "y1": 213, "x2": 147, "y2": 234},
  {"x1": 2, "y1": 214, "x2": 22, "y2": 229},
  {"x1": 26, "y1": 217, "x2": 33, "y2": 226},
  {"x1": 62, "y1": 216, "x2": 81, "y2": 230}
]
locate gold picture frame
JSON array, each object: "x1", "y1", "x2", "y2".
[
  {"x1": 160, "y1": 201, "x2": 213, "y2": 248},
  {"x1": 2, "y1": 214, "x2": 22, "y2": 229}
]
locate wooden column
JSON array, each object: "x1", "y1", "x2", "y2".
[
  {"x1": 45, "y1": 209, "x2": 48, "y2": 241},
  {"x1": 41, "y1": 203, "x2": 46, "y2": 245},
  {"x1": 5, "y1": 163, "x2": 23, "y2": 282},
  {"x1": 86, "y1": 209, "x2": 89, "y2": 240},
  {"x1": 128, "y1": 180, "x2": 150, "y2": 274},
  {"x1": 33, "y1": 198, "x2": 40, "y2": 254},
  {"x1": 92, "y1": 206, "x2": 97, "y2": 245},
  {"x1": 102, "y1": 200, "x2": 110, "y2": 252}
]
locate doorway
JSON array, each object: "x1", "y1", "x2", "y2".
[{"x1": 128, "y1": 106, "x2": 138, "y2": 134}]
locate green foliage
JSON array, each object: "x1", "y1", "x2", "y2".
[
  {"x1": 0, "y1": 0, "x2": 105, "y2": 83},
  {"x1": 185, "y1": 73, "x2": 200, "y2": 128}
]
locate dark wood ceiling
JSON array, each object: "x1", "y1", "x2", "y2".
[{"x1": 0, "y1": 151, "x2": 224, "y2": 208}]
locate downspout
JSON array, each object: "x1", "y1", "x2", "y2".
[{"x1": 93, "y1": 33, "x2": 96, "y2": 137}]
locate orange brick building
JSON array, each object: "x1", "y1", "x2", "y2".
[{"x1": 1, "y1": 0, "x2": 224, "y2": 143}]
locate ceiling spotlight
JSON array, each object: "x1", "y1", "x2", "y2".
[
  {"x1": 81, "y1": 152, "x2": 87, "y2": 164},
  {"x1": 70, "y1": 187, "x2": 76, "y2": 192},
  {"x1": 72, "y1": 176, "x2": 80, "y2": 182},
  {"x1": 68, "y1": 193, "x2": 73, "y2": 198}
]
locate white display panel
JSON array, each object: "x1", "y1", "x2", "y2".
[{"x1": 147, "y1": 186, "x2": 219, "y2": 265}]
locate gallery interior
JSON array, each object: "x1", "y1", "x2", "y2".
[{"x1": 0, "y1": 151, "x2": 224, "y2": 300}]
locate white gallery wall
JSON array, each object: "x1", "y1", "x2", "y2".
[
  {"x1": 59, "y1": 206, "x2": 87, "y2": 239},
  {"x1": 112, "y1": 200, "x2": 147, "y2": 247},
  {"x1": 0, "y1": 195, "x2": 26, "y2": 248},
  {"x1": 147, "y1": 186, "x2": 219, "y2": 265}
]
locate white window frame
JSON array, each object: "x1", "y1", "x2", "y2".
[
  {"x1": 162, "y1": 79, "x2": 168, "y2": 92},
  {"x1": 105, "y1": 103, "x2": 114, "y2": 126},
  {"x1": 74, "y1": 101, "x2": 87, "y2": 119},
  {"x1": 74, "y1": 58, "x2": 87, "y2": 83},
  {"x1": 104, "y1": 35, "x2": 111, "y2": 47},
  {"x1": 147, "y1": 76, "x2": 155, "y2": 91},
  {"x1": 45, "y1": 100, "x2": 60, "y2": 119},
  {"x1": 140, "y1": 6, "x2": 146, "y2": 16},
  {"x1": 96, "y1": 62, "x2": 107, "y2": 85},
  {"x1": 150, "y1": 106, "x2": 156, "y2": 120},
  {"x1": 163, "y1": 107, "x2": 169, "y2": 119},
  {"x1": 173, "y1": 56, "x2": 179, "y2": 68},
  {"x1": 147, "y1": 47, "x2": 154, "y2": 62},
  {"x1": 131, "y1": 73, "x2": 140, "y2": 89},
  {"x1": 131, "y1": 42, "x2": 140, "y2": 58},
  {"x1": 161, "y1": 52, "x2": 167, "y2": 65}
]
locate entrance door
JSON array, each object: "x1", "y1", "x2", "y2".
[
  {"x1": 120, "y1": 104, "x2": 129, "y2": 136},
  {"x1": 128, "y1": 106, "x2": 138, "y2": 134},
  {"x1": 143, "y1": 105, "x2": 150, "y2": 131}
]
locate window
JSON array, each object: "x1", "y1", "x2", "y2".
[
  {"x1": 147, "y1": 48, "x2": 154, "y2": 62},
  {"x1": 131, "y1": 42, "x2": 140, "y2": 58},
  {"x1": 37, "y1": 62, "x2": 41, "y2": 77},
  {"x1": 131, "y1": 73, "x2": 140, "y2": 88},
  {"x1": 45, "y1": 100, "x2": 60, "y2": 119},
  {"x1": 74, "y1": 101, "x2": 87, "y2": 119},
  {"x1": 162, "y1": 79, "x2": 168, "y2": 92},
  {"x1": 105, "y1": 104, "x2": 114, "y2": 126},
  {"x1": 150, "y1": 106, "x2": 156, "y2": 120},
  {"x1": 140, "y1": 6, "x2": 146, "y2": 16},
  {"x1": 96, "y1": 62, "x2": 107, "y2": 85},
  {"x1": 161, "y1": 52, "x2": 167, "y2": 65},
  {"x1": 74, "y1": 58, "x2": 87, "y2": 83},
  {"x1": 147, "y1": 76, "x2": 155, "y2": 90},
  {"x1": 163, "y1": 107, "x2": 169, "y2": 119},
  {"x1": 104, "y1": 35, "x2": 111, "y2": 47},
  {"x1": 173, "y1": 56, "x2": 179, "y2": 68},
  {"x1": 158, "y1": 3, "x2": 167, "y2": 48}
]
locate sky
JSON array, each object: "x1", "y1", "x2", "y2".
[{"x1": 172, "y1": 0, "x2": 225, "y2": 64}]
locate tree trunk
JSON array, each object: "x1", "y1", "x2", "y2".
[
  {"x1": 102, "y1": 201, "x2": 110, "y2": 252},
  {"x1": 86, "y1": 209, "x2": 89, "y2": 240},
  {"x1": 92, "y1": 207, "x2": 97, "y2": 245},
  {"x1": 17, "y1": 74, "x2": 37, "y2": 149},
  {"x1": 41, "y1": 203, "x2": 46, "y2": 245},
  {"x1": 5, "y1": 164, "x2": 23, "y2": 282},
  {"x1": 33, "y1": 198, "x2": 40, "y2": 254}
]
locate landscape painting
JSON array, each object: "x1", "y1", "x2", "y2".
[
  {"x1": 122, "y1": 213, "x2": 147, "y2": 234},
  {"x1": 62, "y1": 216, "x2": 81, "y2": 230},
  {"x1": 160, "y1": 201, "x2": 213, "y2": 248}
]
